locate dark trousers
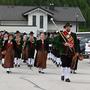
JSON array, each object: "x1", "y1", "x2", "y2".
[
  {"x1": 61, "y1": 55, "x2": 72, "y2": 67},
  {"x1": 72, "y1": 59, "x2": 78, "y2": 70}
]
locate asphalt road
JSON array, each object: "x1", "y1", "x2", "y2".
[{"x1": 0, "y1": 59, "x2": 90, "y2": 90}]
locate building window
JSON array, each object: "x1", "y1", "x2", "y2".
[
  {"x1": 40, "y1": 16, "x2": 44, "y2": 28},
  {"x1": 32, "y1": 15, "x2": 36, "y2": 26}
]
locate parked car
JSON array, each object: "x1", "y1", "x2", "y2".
[
  {"x1": 79, "y1": 40, "x2": 85, "y2": 53},
  {"x1": 78, "y1": 37, "x2": 90, "y2": 54},
  {"x1": 85, "y1": 40, "x2": 90, "y2": 55},
  {"x1": 77, "y1": 37, "x2": 85, "y2": 53}
]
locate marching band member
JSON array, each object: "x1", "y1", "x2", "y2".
[
  {"x1": 14, "y1": 31, "x2": 22, "y2": 67},
  {"x1": 53, "y1": 23, "x2": 79, "y2": 82},
  {"x1": 71, "y1": 38, "x2": 81, "y2": 74},
  {"x1": 47, "y1": 33, "x2": 53, "y2": 60},
  {"x1": 2, "y1": 34, "x2": 15, "y2": 73},
  {"x1": 48, "y1": 32, "x2": 62, "y2": 67},
  {"x1": 1, "y1": 32, "x2": 9, "y2": 65},
  {"x1": 26, "y1": 31, "x2": 36, "y2": 68},
  {"x1": 34, "y1": 32, "x2": 48, "y2": 74},
  {"x1": 22, "y1": 33, "x2": 28, "y2": 63}
]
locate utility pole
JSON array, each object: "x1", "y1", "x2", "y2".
[{"x1": 76, "y1": 14, "x2": 78, "y2": 32}]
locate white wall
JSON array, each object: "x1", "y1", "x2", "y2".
[
  {"x1": 28, "y1": 10, "x2": 48, "y2": 32},
  {"x1": 0, "y1": 26, "x2": 37, "y2": 37},
  {"x1": 48, "y1": 22, "x2": 77, "y2": 32}
]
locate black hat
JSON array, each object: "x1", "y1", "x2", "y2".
[
  {"x1": 30, "y1": 31, "x2": 34, "y2": 35},
  {"x1": 15, "y1": 30, "x2": 20, "y2": 34},
  {"x1": 64, "y1": 23, "x2": 72, "y2": 28},
  {"x1": 4, "y1": 31, "x2": 9, "y2": 35},
  {"x1": 23, "y1": 32, "x2": 27, "y2": 35}
]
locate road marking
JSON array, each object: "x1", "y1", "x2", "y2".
[{"x1": 20, "y1": 77, "x2": 46, "y2": 90}]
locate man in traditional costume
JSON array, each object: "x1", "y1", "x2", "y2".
[
  {"x1": 26, "y1": 31, "x2": 36, "y2": 68},
  {"x1": 14, "y1": 31, "x2": 23, "y2": 67},
  {"x1": 53, "y1": 23, "x2": 79, "y2": 82},
  {"x1": 71, "y1": 38, "x2": 81, "y2": 74}
]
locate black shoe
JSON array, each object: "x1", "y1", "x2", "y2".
[
  {"x1": 18, "y1": 65, "x2": 20, "y2": 67},
  {"x1": 60, "y1": 64, "x2": 62, "y2": 67},
  {"x1": 30, "y1": 65, "x2": 32, "y2": 69},
  {"x1": 23, "y1": 60, "x2": 26, "y2": 63},
  {"x1": 41, "y1": 71, "x2": 45, "y2": 74},
  {"x1": 53, "y1": 61, "x2": 56, "y2": 63},
  {"x1": 65, "y1": 78, "x2": 71, "y2": 82},
  {"x1": 73, "y1": 71, "x2": 77, "y2": 74},
  {"x1": 38, "y1": 71, "x2": 44, "y2": 74},
  {"x1": 6, "y1": 71, "x2": 10, "y2": 74},
  {"x1": 61, "y1": 76, "x2": 64, "y2": 81},
  {"x1": 30, "y1": 65, "x2": 33, "y2": 67},
  {"x1": 70, "y1": 71, "x2": 72, "y2": 73},
  {"x1": 15, "y1": 64, "x2": 17, "y2": 67},
  {"x1": 28, "y1": 65, "x2": 30, "y2": 67},
  {"x1": 56, "y1": 64, "x2": 60, "y2": 67},
  {"x1": 39, "y1": 71, "x2": 41, "y2": 73}
]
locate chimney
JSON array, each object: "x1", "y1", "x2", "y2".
[{"x1": 49, "y1": 3, "x2": 54, "y2": 10}]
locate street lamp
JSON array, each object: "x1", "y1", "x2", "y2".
[{"x1": 76, "y1": 14, "x2": 78, "y2": 32}]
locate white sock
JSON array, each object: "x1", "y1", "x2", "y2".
[
  {"x1": 49, "y1": 52, "x2": 51, "y2": 59},
  {"x1": 56, "y1": 58, "x2": 62, "y2": 65},
  {"x1": 64, "y1": 67, "x2": 70, "y2": 79},
  {"x1": 31, "y1": 58, "x2": 34, "y2": 65},
  {"x1": 61, "y1": 67, "x2": 66, "y2": 76},
  {"x1": 47, "y1": 53, "x2": 50, "y2": 59},
  {"x1": 17, "y1": 58, "x2": 21, "y2": 65},
  {"x1": 60, "y1": 58, "x2": 62, "y2": 65},
  {"x1": 28, "y1": 58, "x2": 31, "y2": 65},
  {"x1": 55, "y1": 56, "x2": 57, "y2": 62},
  {"x1": 26, "y1": 60, "x2": 28, "y2": 64},
  {"x1": 6, "y1": 68, "x2": 10, "y2": 71},
  {"x1": 2, "y1": 58, "x2": 5, "y2": 64},
  {"x1": 52, "y1": 54, "x2": 54, "y2": 61},
  {"x1": 14, "y1": 58, "x2": 17, "y2": 65}
]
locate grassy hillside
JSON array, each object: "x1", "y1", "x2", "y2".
[{"x1": 0, "y1": 0, "x2": 90, "y2": 31}]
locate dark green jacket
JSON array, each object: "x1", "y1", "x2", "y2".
[
  {"x1": 46, "y1": 37, "x2": 53, "y2": 44},
  {"x1": 53, "y1": 32, "x2": 79, "y2": 55}
]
